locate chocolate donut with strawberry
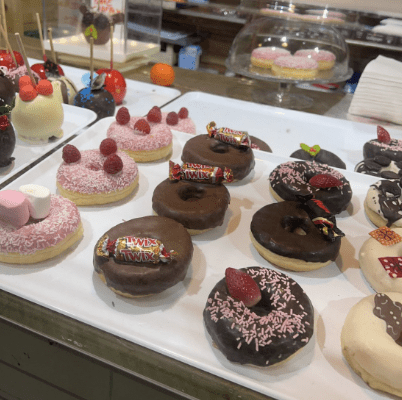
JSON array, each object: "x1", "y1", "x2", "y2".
[{"x1": 355, "y1": 126, "x2": 402, "y2": 179}]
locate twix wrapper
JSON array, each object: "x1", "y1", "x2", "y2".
[
  {"x1": 207, "y1": 121, "x2": 251, "y2": 148},
  {"x1": 96, "y1": 234, "x2": 177, "y2": 263},
  {"x1": 169, "y1": 160, "x2": 233, "y2": 183}
]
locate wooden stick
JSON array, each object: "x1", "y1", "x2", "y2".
[
  {"x1": 47, "y1": 27, "x2": 57, "y2": 63},
  {"x1": 0, "y1": 0, "x2": 7, "y2": 45},
  {"x1": 90, "y1": 37, "x2": 93, "y2": 85},
  {"x1": 15, "y1": 33, "x2": 35, "y2": 86},
  {"x1": 36, "y1": 13, "x2": 47, "y2": 62},
  {"x1": 110, "y1": 25, "x2": 113, "y2": 70},
  {"x1": 0, "y1": 22, "x2": 16, "y2": 66}
]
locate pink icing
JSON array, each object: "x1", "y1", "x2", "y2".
[
  {"x1": 6, "y1": 65, "x2": 40, "y2": 84},
  {"x1": 294, "y1": 49, "x2": 336, "y2": 62},
  {"x1": 0, "y1": 190, "x2": 30, "y2": 228},
  {"x1": 372, "y1": 139, "x2": 402, "y2": 151},
  {"x1": 56, "y1": 150, "x2": 138, "y2": 194},
  {"x1": 0, "y1": 195, "x2": 81, "y2": 255},
  {"x1": 274, "y1": 56, "x2": 318, "y2": 70},
  {"x1": 251, "y1": 47, "x2": 291, "y2": 60},
  {"x1": 107, "y1": 117, "x2": 173, "y2": 152},
  {"x1": 161, "y1": 112, "x2": 196, "y2": 134}
]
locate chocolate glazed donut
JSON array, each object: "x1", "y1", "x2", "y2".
[
  {"x1": 181, "y1": 135, "x2": 255, "y2": 181},
  {"x1": 203, "y1": 266, "x2": 314, "y2": 366},
  {"x1": 250, "y1": 201, "x2": 341, "y2": 266},
  {"x1": 290, "y1": 148, "x2": 346, "y2": 169},
  {"x1": 93, "y1": 216, "x2": 193, "y2": 297},
  {"x1": 364, "y1": 138, "x2": 402, "y2": 162},
  {"x1": 152, "y1": 179, "x2": 230, "y2": 232}
]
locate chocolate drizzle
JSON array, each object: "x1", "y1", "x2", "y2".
[{"x1": 373, "y1": 293, "x2": 402, "y2": 346}]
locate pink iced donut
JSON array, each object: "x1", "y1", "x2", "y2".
[
  {"x1": 294, "y1": 49, "x2": 336, "y2": 70},
  {"x1": 250, "y1": 47, "x2": 291, "y2": 69},
  {"x1": 56, "y1": 149, "x2": 139, "y2": 205},
  {"x1": 0, "y1": 194, "x2": 83, "y2": 264},
  {"x1": 272, "y1": 55, "x2": 318, "y2": 79},
  {"x1": 107, "y1": 116, "x2": 173, "y2": 162},
  {"x1": 161, "y1": 112, "x2": 196, "y2": 134}
]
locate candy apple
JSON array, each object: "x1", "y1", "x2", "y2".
[
  {"x1": 96, "y1": 68, "x2": 126, "y2": 105},
  {"x1": 31, "y1": 60, "x2": 65, "y2": 80},
  {"x1": 0, "y1": 50, "x2": 24, "y2": 69}
]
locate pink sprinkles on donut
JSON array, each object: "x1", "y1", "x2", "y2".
[
  {"x1": 372, "y1": 139, "x2": 402, "y2": 151},
  {"x1": 205, "y1": 267, "x2": 311, "y2": 363}
]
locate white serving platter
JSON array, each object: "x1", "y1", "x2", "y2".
[
  {"x1": 0, "y1": 117, "x2": 392, "y2": 400},
  {"x1": 28, "y1": 58, "x2": 181, "y2": 116},
  {"x1": 0, "y1": 104, "x2": 96, "y2": 186},
  {"x1": 161, "y1": 91, "x2": 401, "y2": 172}
]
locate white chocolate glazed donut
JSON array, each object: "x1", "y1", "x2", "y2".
[
  {"x1": 341, "y1": 293, "x2": 402, "y2": 398},
  {"x1": 360, "y1": 227, "x2": 402, "y2": 293}
]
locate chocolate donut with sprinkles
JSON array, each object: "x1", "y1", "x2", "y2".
[
  {"x1": 269, "y1": 160, "x2": 352, "y2": 215},
  {"x1": 203, "y1": 266, "x2": 314, "y2": 366}
]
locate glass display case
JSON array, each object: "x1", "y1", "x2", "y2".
[{"x1": 41, "y1": 0, "x2": 162, "y2": 65}]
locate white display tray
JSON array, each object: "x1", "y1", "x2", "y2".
[
  {"x1": 27, "y1": 58, "x2": 181, "y2": 116},
  {"x1": 0, "y1": 104, "x2": 96, "y2": 186},
  {"x1": 161, "y1": 91, "x2": 400, "y2": 172},
  {"x1": 0, "y1": 117, "x2": 390, "y2": 400}
]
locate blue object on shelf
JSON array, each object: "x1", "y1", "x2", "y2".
[{"x1": 178, "y1": 45, "x2": 202, "y2": 70}]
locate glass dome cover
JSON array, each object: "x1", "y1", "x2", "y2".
[{"x1": 226, "y1": 16, "x2": 352, "y2": 84}]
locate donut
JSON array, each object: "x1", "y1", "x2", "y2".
[
  {"x1": 272, "y1": 56, "x2": 318, "y2": 80},
  {"x1": 93, "y1": 215, "x2": 194, "y2": 297},
  {"x1": 341, "y1": 292, "x2": 402, "y2": 397},
  {"x1": 290, "y1": 144, "x2": 346, "y2": 169},
  {"x1": 203, "y1": 266, "x2": 314, "y2": 366},
  {"x1": 359, "y1": 227, "x2": 402, "y2": 293},
  {"x1": 107, "y1": 108, "x2": 173, "y2": 163},
  {"x1": 152, "y1": 178, "x2": 230, "y2": 235},
  {"x1": 250, "y1": 136, "x2": 272, "y2": 152},
  {"x1": 0, "y1": 194, "x2": 83, "y2": 264},
  {"x1": 250, "y1": 201, "x2": 343, "y2": 271},
  {"x1": 364, "y1": 178, "x2": 402, "y2": 228},
  {"x1": 363, "y1": 126, "x2": 402, "y2": 162},
  {"x1": 250, "y1": 47, "x2": 291, "y2": 69},
  {"x1": 269, "y1": 160, "x2": 353, "y2": 215},
  {"x1": 56, "y1": 141, "x2": 139, "y2": 206},
  {"x1": 181, "y1": 134, "x2": 255, "y2": 181},
  {"x1": 294, "y1": 49, "x2": 336, "y2": 70}
]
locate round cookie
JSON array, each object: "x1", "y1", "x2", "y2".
[
  {"x1": 272, "y1": 55, "x2": 318, "y2": 80},
  {"x1": 341, "y1": 292, "x2": 402, "y2": 398},
  {"x1": 359, "y1": 227, "x2": 402, "y2": 293},
  {"x1": 364, "y1": 179, "x2": 402, "y2": 228},
  {"x1": 181, "y1": 134, "x2": 255, "y2": 181},
  {"x1": 93, "y1": 216, "x2": 194, "y2": 297},
  {"x1": 152, "y1": 178, "x2": 230, "y2": 235},
  {"x1": 250, "y1": 201, "x2": 343, "y2": 271},
  {"x1": 269, "y1": 160, "x2": 353, "y2": 215},
  {"x1": 203, "y1": 266, "x2": 314, "y2": 366},
  {"x1": 250, "y1": 47, "x2": 291, "y2": 69}
]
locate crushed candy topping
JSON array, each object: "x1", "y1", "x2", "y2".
[
  {"x1": 379, "y1": 257, "x2": 402, "y2": 278},
  {"x1": 369, "y1": 226, "x2": 402, "y2": 246}
]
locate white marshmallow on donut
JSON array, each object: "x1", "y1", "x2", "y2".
[
  {"x1": 341, "y1": 292, "x2": 402, "y2": 398},
  {"x1": 360, "y1": 227, "x2": 402, "y2": 293},
  {"x1": 19, "y1": 184, "x2": 51, "y2": 220}
]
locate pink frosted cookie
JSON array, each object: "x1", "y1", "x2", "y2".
[
  {"x1": 272, "y1": 55, "x2": 318, "y2": 79},
  {"x1": 0, "y1": 193, "x2": 83, "y2": 264},
  {"x1": 250, "y1": 46, "x2": 291, "y2": 69},
  {"x1": 56, "y1": 139, "x2": 139, "y2": 205},
  {"x1": 107, "y1": 107, "x2": 173, "y2": 162},
  {"x1": 294, "y1": 49, "x2": 336, "y2": 70}
]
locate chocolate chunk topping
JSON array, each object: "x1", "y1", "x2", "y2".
[
  {"x1": 364, "y1": 159, "x2": 382, "y2": 171},
  {"x1": 373, "y1": 293, "x2": 402, "y2": 346},
  {"x1": 381, "y1": 171, "x2": 400, "y2": 180},
  {"x1": 374, "y1": 155, "x2": 392, "y2": 166}
]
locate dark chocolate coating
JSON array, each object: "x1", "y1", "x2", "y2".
[
  {"x1": 364, "y1": 139, "x2": 402, "y2": 162},
  {"x1": 203, "y1": 266, "x2": 314, "y2": 366},
  {"x1": 355, "y1": 156, "x2": 402, "y2": 179},
  {"x1": 251, "y1": 201, "x2": 341, "y2": 263},
  {"x1": 181, "y1": 134, "x2": 255, "y2": 181},
  {"x1": 0, "y1": 123, "x2": 15, "y2": 167},
  {"x1": 74, "y1": 87, "x2": 115, "y2": 121},
  {"x1": 290, "y1": 148, "x2": 346, "y2": 169},
  {"x1": 250, "y1": 136, "x2": 272, "y2": 152},
  {"x1": 93, "y1": 216, "x2": 193, "y2": 296},
  {"x1": 269, "y1": 160, "x2": 352, "y2": 215},
  {"x1": 152, "y1": 179, "x2": 230, "y2": 230},
  {"x1": 0, "y1": 74, "x2": 15, "y2": 109}
]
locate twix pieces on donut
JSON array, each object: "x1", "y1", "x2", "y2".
[
  {"x1": 96, "y1": 234, "x2": 177, "y2": 264},
  {"x1": 169, "y1": 160, "x2": 233, "y2": 184},
  {"x1": 207, "y1": 121, "x2": 251, "y2": 148}
]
